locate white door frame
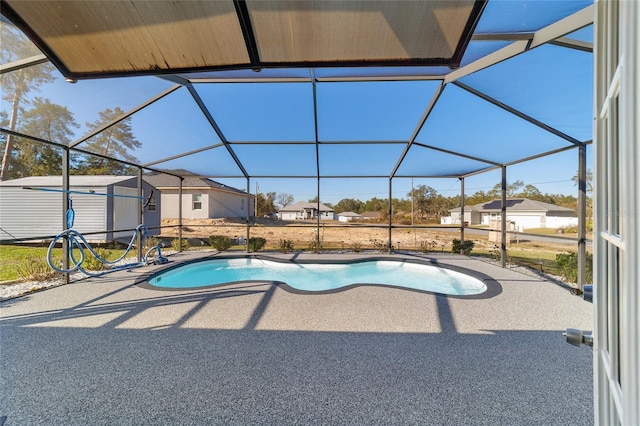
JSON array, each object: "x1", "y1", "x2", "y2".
[{"x1": 593, "y1": 1, "x2": 639, "y2": 424}]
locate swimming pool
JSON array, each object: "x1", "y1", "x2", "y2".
[{"x1": 147, "y1": 257, "x2": 487, "y2": 296}]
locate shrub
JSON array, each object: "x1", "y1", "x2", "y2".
[
  {"x1": 419, "y1": 240, "x2": 437, "y2": 254},
  {"x1": 489, "y1": 244, "x2": 502, "y2": 261},
  {"x1": 308, "y1": 238, "x2": 321, "y2": 252},
  {"x1": 15, "y1": 256, "x2": 59, "y2": 281},
  {"x1": 248, "y1": 237, "x2": 266, "y2": 252},
  {"x1": 278, "y1": 239, "x2": 295, "y2": 253},
  {"x1": 350, "y1": 242, "x2": 363, "y2": 253},
  {"x1": 145, "y1": 236, "x2": 160, "y2": 250},
  {"x1": 171, "y1": 238, "x2": 190, "y2": 252},
  {"x1": 209, "y1": 235, "x2": 232, "y2": 251},
  {"x1": 452, "y1": 239, "x2": 474, "y2": 255},
  {"x1": 555, "y1": 251, "x2": 593, "y2": 284},
  {"x1": 82, "y1": 248, "x2": 112, "y2": 271},
  {"x1": 369, "y1": 238, "x2": 388, "y2": 251}
]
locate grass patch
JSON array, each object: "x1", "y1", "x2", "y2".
[
  {"x1": 0, "y1": 244, "x2": 129, "y2": 282},
  {"x1": 0, "y1": 245, "x2": 52, "y2": 281},
  {"x1": 474, "y1": 246, "x2": 561, "y2": 275}
]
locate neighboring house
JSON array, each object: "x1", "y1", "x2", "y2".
[
  {"x1": 442, "y1": 198, "x2": 577, "y2": 230},
  {"x1": 278, "y1": 202, "x2": 334, "y2": 221},
  {"x1": 337, "y1": 211, "x2": 361, "y2": 222},
  {"x1": 0, "y1": 175, "x2": 160, "y2": 243},
  {"x1": 144, "y1": 171, "x2": 254, "y2": 220}
]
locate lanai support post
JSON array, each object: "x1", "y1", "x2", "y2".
[
  {"x1": 246, "y1": 178, "x2": 251, "y2": 252},
  {"x1": 460, "y1": 177, "x2": 465, "y2": 254},
  {"x1": 137, "y1": 167, "x2": 143, "y2": 262},
  {"x1": 62, "y1": 147, "x2": 70, "y2": 284},
  {"x1": 577, "y1": 144, "x2": 587, "y2": 291},
  {"x1": 388, "y1": 179, "x2": 393, "y2": 253},
  {"x1": 501, "y1": 166, "x2": 507, "y2": 268},
  {"x1": 178, "y1": 177, "x2": 183, "y2": 253},
  {"x1": 316, "y1": 177, "x2": 321, "y2": 252}
]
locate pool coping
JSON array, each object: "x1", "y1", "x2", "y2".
[{"x1": 135, "y1": 252, "x2": 502, "y2": 299}]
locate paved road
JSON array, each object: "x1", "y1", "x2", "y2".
[{"x1": 393, "y1": 225, "x2": 592, "y2": 246}]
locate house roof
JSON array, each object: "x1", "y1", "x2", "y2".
[
  {"x1": 360, "y1": 211, "x2": 382, "y2": 218},
  {"x1": 0, "y1": 175, "x2": 137, "y2": 187},
  {"x1": 144, "y1": 171, "x2": 248, "y2": 196},
  {"x1": 450, "y1": 198, "x2": 575, "y2": 213},
  {"x1": 279, "y1": 201, "x2": 334, "y2": 212}
]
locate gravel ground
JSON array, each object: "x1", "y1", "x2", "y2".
[{"x1": 0, "y1": 251, "x2": 594, "y2": 425}]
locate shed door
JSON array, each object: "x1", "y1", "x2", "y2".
[{"x1": 113, "y1": 187, "x2": 139, "y2": 240}]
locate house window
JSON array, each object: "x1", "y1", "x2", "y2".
[{"x1": 192, "y1": 194, "x2": 202, "y2": 210}]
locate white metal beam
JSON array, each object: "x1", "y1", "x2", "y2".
[
  {"x1": 531, "y1": 4, "x2": 594, "y2": 49},
  {"x1": 0, "y1": 54, "x2": 48, "y2": 74}
]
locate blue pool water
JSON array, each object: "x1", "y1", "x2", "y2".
[{"x1": 148, "y1": 258, "x2": 486, "y2": 296}]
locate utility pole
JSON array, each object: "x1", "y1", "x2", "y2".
[
  {"x1": 255, "y1": 182, "x2": 259, "y2": 217},
  {"x1": 412, "y1": 177, "x2": 416, "y2": 247}
]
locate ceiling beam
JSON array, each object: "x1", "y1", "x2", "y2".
[
  {"x1": 0, "y1": 127, "x2": 182, "y2": 178},
  {"x1": 160, "y1": 75, "x2": 250, "y2": 178},
  {"x1": 471, "y1": 33, "x2": 535, "y2": 41},
  {"x1": 233, "y1": 0, "x2": 261, "y2": 71},
  {"x1": 412, "y1": 141, "x2": 501, "y2": 167},
  {"x1": 390, "y1": 82, "x2": 445, "y2": 178},
  {"x1": 0, "y1": 53, "x2": 48, "y2": 74},
  {"x1": 69, "y1": 85, "x2": 181, "y2": 148},
  {"x1": 445, "y1": 5, "x2": 593, "y2": 84},
  {"x1": 548, "y1": 37, "x2": 593, "y2": 53},
  {"x1": 142, "y1": 143, "x2": 225, "y2": 168},
  {"x1": 530, "y1": 4, "x2": 594, "y2": 49},
  {"x1": 444, "y1": 40, "x2": 529, "y2": 83},
  {"x1": 453, "y1": 81, "x2": 584, "y2": 146}
]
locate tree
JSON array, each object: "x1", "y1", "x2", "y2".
[
  {"x1": 275, "y1": 192, "x2": 294, "y2": 209},
  {"x1": 572, "y1": 169, "x2": 593, "y2": 193},
  {"x1": 0, "y1": 26, "x2": 55, "y2": 180},
  {"x1": 9, "y1": 97, "x2": 78, "y2": 177},
  {"x1": 519, "y1": 184, "x2": 542, "y2": 199},
  {"x1": 408, "y1": 184, "x2": 439, "y2": 220},
  {"x1": 333, "y1": 198, "x2": 363, "y2": 214},
  {"x1": 308, "y1": 196, "x2": 332, "y2": 208},
  {"x1": 487, "y1": 179, "x2": 525, "y2": 199},
  {"x1": 256, "y1": 191, "x2": 277, "y2": 215},
  {"x1": 363, "y1": 197, "x2": 387, "y2": 213},
  {"x1": 75, "y1": 107, "x2": 141, "y2": 175},
  {"x1": 465, "y1": 190, "x2": 492, "y2": 205}
]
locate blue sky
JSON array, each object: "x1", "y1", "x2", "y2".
[{"x1": 1, "y1": 1, "x2": 594, "y2": 205}]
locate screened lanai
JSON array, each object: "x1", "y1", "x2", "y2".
[{"x1": 1, "y1": 1, "x2": 593, "y2": 287}]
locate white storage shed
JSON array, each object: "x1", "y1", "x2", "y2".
[{"x1": 0, "y1": 176, "x2": 160, "y2": 243}]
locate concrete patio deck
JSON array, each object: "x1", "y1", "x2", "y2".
[{"x1": 0, "y1": 252, "x2": 593, "y2": 425}]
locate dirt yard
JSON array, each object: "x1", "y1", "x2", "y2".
[{"x1": 159, "y1": 218, "x2": 576, "y2": 254}]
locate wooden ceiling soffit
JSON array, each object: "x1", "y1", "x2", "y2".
[{"x1": 2, "y1": 0, "x2": 485, "y2": 79}]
